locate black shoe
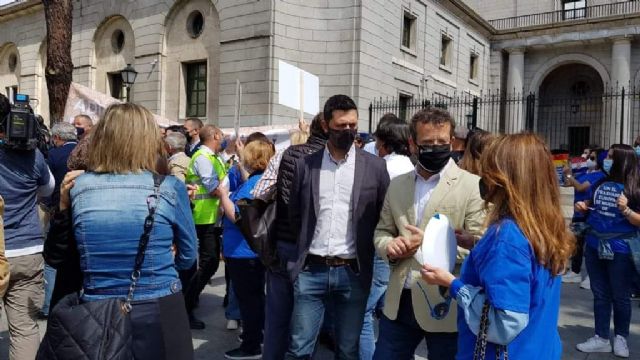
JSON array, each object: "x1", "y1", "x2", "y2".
[
  {"x1": 224, "y1": 347, "x2": 261, "y2": 360},
  {"x1": 189, "y1": 314, "x2": 205, "y2": 330}
]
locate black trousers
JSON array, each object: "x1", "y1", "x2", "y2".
[
  {"x1": 184, "y1": 224, "x2": 221, "y2": 312},
  {"x1": 571, "y1": 233, "x2": 585, "y2": 274},
  {"x1": 227, "y1": 257, "x2": 266, "y2": 352},
  {"x1": 131, "y1": 292, "x2": 194, "y2": 360}
]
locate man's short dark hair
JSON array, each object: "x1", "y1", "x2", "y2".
[
  {"x1": 375, "y1": 114, "x2": 411, "y2": 157},
  {"x1": 323, "y1": 95, "x2": 358, "y2": 124},
  {"x1": 410, "y1": 107, "x2": 456, "y2": 140},
  {"x1": 310, "y1": 112, "x2": 325, "y2": 138},
  {"x1": 185, "y1": 118, "x2": 204, "y2": 129}
]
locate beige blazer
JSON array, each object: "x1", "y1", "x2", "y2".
[
  {"x1": 169, "y1": 152, "x2": 191, "y2": 183},
  {"x1": 374, "y1": 162, "x2": 485, "y2": 333},
  {"x1": 0, "y1": 196, "x2": 10, "y2": 297}
]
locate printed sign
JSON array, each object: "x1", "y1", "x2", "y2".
[{"x1": 63, "y1": 82, "x2": 176, "y2": 127}]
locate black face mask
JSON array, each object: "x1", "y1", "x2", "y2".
[
  {"x1": 417, "y1": 144, "x2": 451, "y2": 173},
  {"x1": 328, "y1": 128, "x2": 357, "y2": 152},
  {"x1": 75, "y1": 127, "x2": 85, "y2": 138},
  {"x1": 451, "y1": 150, "x2": 464, "y2": 164},
  {"x1": 479, "y1": 178, "x2": 489, "y2": 201}
]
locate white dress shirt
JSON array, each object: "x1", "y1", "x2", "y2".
[
  {"x1": 309, "y1": 146, "x2": 357, "y2": 258},
  {"x1": 383, "y1": 153, "x2": 414, "y2": 180}
]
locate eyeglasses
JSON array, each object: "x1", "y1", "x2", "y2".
[{"x1": 416, "y1": 281, "x2": 452, "y2": 320}]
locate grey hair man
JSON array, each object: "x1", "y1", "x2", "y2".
[
  {"x1": 165, "y1": 132, "x2": 190, "y2": 182},
  {"x1": 73, "y1": 114, "x2": 93, "y2": 140},
  {"x1": 50, "y1": 122, "x2": 77, "y2": 148}
]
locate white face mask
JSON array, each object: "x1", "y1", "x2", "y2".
[{"x1": 586, "y1": 159, "x2": 596, "y2": 170}]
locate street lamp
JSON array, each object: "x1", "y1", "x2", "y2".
[{"x1": 120, "y1": 63, "x2": 138, "y2": 102}]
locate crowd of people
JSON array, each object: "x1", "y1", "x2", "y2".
[{"x1": 0, "y1": 89, "x2": 637, "y2": 360}]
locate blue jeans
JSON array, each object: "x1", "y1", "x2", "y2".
[
  {"x1": 264, "y1": 268, "x2": 294, "y2": 360},
  {"x1": 42, "y1": 264, "x2": 56, "y2": 315},
  {"x1": 585, "y1": 245, "x2": 634, "y2": 338},
  {"x1": 373, "y1": 290, "x2": 457, "y2": 360},
  {"x1": 225, "y1": 280, "x2": 241, "y2": 321},
  {"x1": 360, "y1": 255, "x2": 390, "y2": 360},
  {"x1": 286, "y1": 263, "x2": 369, "y2": 360}
]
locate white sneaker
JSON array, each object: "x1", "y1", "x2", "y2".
[
  {"x1": 614, "y1": 335, "x2": 629, "y2": 358},
  {"x1": 576, "y1": 335, "x2": 612, "y2": 353},
  {"x1": 562, "y1": 271, "x2": 582, "y2": 284},
  {"x1": 226, "y1": 319, "x2": 239, "y2": 330},
  {"x1": 580, "y1": 277, "x2": 591, "y2": 290}
]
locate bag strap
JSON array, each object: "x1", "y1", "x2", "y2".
[
  {"x1": 473, "y1": 300, "x2": 509, "y2": 360},
  {"x1": 123, "y1": 173, "x2": 165, "y2": 312}
]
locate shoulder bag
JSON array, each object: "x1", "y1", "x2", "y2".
[
  {"x1": 473, "y1": 300, "x2": 509, "y2": 360},
  {"x1": 36, "y1": 174, "x2": 165, "y2": 360}
]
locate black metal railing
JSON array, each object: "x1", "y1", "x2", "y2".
[
  {"x1": 489, "y1": 1, "x2": 640, "y2": 30},
  {"x1": 369, "y1": 86, "x2": 640, "y2": 155}
]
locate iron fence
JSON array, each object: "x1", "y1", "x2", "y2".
[
  {"x1": 489, "y1": 1, "x2": 640, "y2": 30},
  {"x1": 368, "y1": 87, "x2": 640, "y2": 155}
]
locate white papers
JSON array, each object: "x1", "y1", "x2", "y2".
[
  {"x1": 278, "y1": 60, "x2": 320, "y2": 115},
  {"x1": 414, "y1": 214, "x2": 457, "y2": 272}
]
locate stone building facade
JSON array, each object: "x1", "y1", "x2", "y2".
[
  {"x1": 1, "y1": 0, "x2": 640, "y2": 149},
  {"x1": 0, "y1": 0, "x2": 491, "y2": 130}
]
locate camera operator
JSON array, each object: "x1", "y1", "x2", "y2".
[{"x1": 0, "y1": 93, "x2": 54, "y2": 360}]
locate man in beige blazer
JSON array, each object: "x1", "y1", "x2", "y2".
[
  {"x1": 165, "y1": 132, "x2": 191, "y2": 183},
  {"x1": 373, "y1": 107, "x2": 485, "y2": 360}
]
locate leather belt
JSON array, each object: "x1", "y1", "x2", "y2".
[{"x1": 306, "y1": 254, "x2": 357, "y2": 267}]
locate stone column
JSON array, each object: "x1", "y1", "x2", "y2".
[
  {"x1": 505, "y1": 48, "x2": 525, "y2": 133},
  {"x1": 611, "y1": 37, "x2": 632, "y2": 144}
]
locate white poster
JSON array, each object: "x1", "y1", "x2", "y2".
[{"x1": 278, "y1": 60, "x2": 320, "y2": 115}]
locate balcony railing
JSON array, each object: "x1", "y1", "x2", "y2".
[{"x1": 489, "y1": 1, "x2": 640, "y2": 30}]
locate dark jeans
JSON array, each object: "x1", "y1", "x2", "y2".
[
  {"x1": 373, "y1": 290, "x2": 457, "y2": 360},
  {"x1": 184, "y1": 224, "x2": 221, "y2": 312},
  {"x1": 227, "y1": 257, "x2": 266, "y2": 353},
  {"x1": 571, "y1": 233, "x2": 586, "y2": 274},
  {"x1": 131, "y1": 292, "x2": 194, "y2": 360},
  {"x1": 585, "y1": 246, "x2": 634, "y2": 338},
  {"x1": 286, "y1": 263, "x2": 369, "y2": 360},
  {"x1": 264, "y1": 268, "x2": 294, "y2": 360}
]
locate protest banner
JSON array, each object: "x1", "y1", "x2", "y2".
[{"x1": 63, "y1": 82, "x2": 176, "y2": 126}]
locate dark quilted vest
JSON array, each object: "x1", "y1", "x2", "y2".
[{"x1": 274, "y1": 134, "x2": 326, "y2": 244}]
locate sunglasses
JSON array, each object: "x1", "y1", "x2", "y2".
[{"x1": 416, "y1": 282, "x2": 452, "y2": 320}]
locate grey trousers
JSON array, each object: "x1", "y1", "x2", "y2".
[{"x1": 3, "y1": 254, "x2": 44, "y2": 360}]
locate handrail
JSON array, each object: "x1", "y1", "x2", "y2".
[{"x1": 489, "y1": 1, "x2": 640, "y2": 30}]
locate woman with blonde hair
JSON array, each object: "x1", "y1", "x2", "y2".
[
  {"x1": 41, "y1": 103, "x2": 198, "y2": 359},
  {"x1": 216, "y1": 139, "x2": 275, "y2": 359},
  {"x1": 421, "y1": 133, "x2": 574, "y2": 359}
]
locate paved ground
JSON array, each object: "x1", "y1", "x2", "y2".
[{"x1": 0, "y1": 270, "x2": 638, "y2": 359}]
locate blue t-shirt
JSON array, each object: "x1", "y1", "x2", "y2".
[
  {"x1": 586, "y1": 181, "x2": 634, "y2": 253},
  {"x1": 572, "y1": 171, "x2": 606, "y2": 222},
  {"x1": 222, "y1": 172, "x2": 262, "y2": 259},
  {"x1": 0, "y1": 147, "x2": 51, "y2": 253},
  {"x1": 456, "y1": 219, "x2": 562, "y2": 360},
  {"x1": 227, "y1": 165, "x2": 245, "y2": 193}
]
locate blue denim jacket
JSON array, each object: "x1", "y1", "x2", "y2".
[{"x1": 71, "y1": 172, "x2": 197, "y2": 301}]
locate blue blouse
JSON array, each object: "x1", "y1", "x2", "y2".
[
  {"x1": 451, "y1": 219, "x2": 562, "y2": 360},
  {"x1": 222, "y1": 172, "x2": 263, "y2": 259}
]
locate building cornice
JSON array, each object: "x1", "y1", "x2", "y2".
[{"x1": 0, "y1": 0, "x2": 42, "y2": 23}]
